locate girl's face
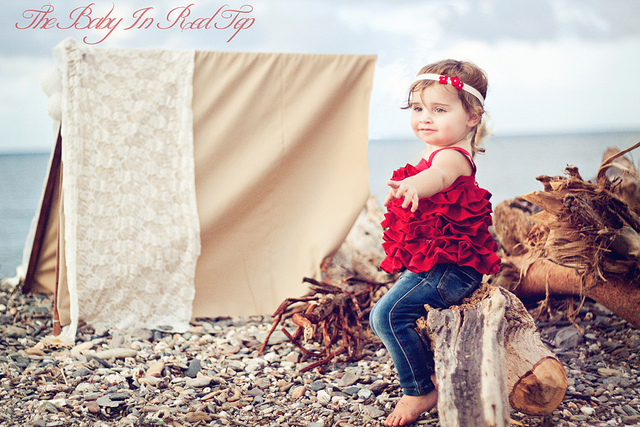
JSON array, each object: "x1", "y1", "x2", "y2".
[{"x1": 410, "y1": 84, "x2": 479, "y2": 148}]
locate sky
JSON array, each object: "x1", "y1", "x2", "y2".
[{"x1": 1, "y1": 0, "x2": 640, "y2": 153}]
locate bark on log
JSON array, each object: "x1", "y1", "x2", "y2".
[
  {"x1": 599, "y1": 145, "x2": 640, "y2": 215},
  {"x1": 418, "y1": 286, "x2": 510, "y2": 427},
  {"x1": 416, "y1": 284, "x2": 566, "y2": 426},
  {"x1": 498, "y1": 286, "x2": 567, "y2": 415},
  {"x1": 493, "y1": 198, "x2": 537, "y2": 256},
  {"x1": 495, "y1": 255, "x2": 640, "y2": 330}
]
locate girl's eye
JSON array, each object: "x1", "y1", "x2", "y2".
[
  {"x1": 434, "y1": 107, "x2": 446, "y2": 113},
  {"x1": 413, "y1": 106, "x2": 422, "y2": 112}
]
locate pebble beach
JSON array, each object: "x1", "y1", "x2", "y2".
[{"x1": 0, "y1": 279, "x2": 639, "y2": 427}]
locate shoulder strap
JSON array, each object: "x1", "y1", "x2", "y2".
[{"x1": 427, "y1": 147, "x2": 476, "y2": 174}]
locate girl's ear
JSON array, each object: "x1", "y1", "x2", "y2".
[{"x1": 467, "y1": 111, "x2": 482, "y2": 128}]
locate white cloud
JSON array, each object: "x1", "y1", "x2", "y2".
[
  {"x1": 336, "y1": 2, "x2": 468, "y2": 37},
  {"x1": 550, "y1": 0, "x2": 611, "y2": 35}
]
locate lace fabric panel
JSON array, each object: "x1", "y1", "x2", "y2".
[{"x1": 54, "y1": 38, "x2": 200, "y2": 334}]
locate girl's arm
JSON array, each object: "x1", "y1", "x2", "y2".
[{"x1": 383, "y1": 149, "x2": 473, "y2": 212}]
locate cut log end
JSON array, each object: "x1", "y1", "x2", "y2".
[{"x1": 509, "y1": 356, "x2": 567, "y2": 416}]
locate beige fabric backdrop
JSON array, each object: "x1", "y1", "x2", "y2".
[
  {"x1": 191, "y1": 51, "x2": 376, "y2": 316},
  {"x1": 25, "y1": 50, "x2": 376, "y2": 322}
]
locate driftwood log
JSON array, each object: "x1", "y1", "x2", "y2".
[
  {"x1": 493, "y1": 142, "x2": 640, "y2": 329},
  {"x1": 494, "y1": 255, "x2": 640, "y2": 330},
  {"x1": 416, "y1": 284, "x2": 567, "y2": 426}
]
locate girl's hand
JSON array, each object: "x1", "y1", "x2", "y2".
[{"x1": 384, "y1": 179, "x2": 420, "y2": 212}]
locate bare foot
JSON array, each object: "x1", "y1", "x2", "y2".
[{"x1": 384, "y1": 389, "x2": 438, "y2": 426}]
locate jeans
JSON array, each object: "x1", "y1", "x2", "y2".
[{"x1": 369, "y1": 263, "x2": 482, "y2": 396}]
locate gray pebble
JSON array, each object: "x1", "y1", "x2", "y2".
[
  {"x1": 362, "y1": 404, "x2": 385, "y2": 419},
  {"x1": 185, "y1": 377, "x2": 211, "y2": 388},
  {"x1": 309, "y1": 380, "x2": 327, "y2": 391},
  {"x1": 71, "y1": 367, "x2": 91, "y2": 377},
  {"x1": 555, "y1": 326, "x2": 583, "y2": 349},
  {"x1": 96, "y1": 395, "x2": 121, "y2": 408},
  {"x1": 357, "y1": 388, "x2": 373, "y2": 400},
  {"x1": 343, "y1": 386, "x2": 360, "y2": 396},
  {"x1": 368, "y1": 380, "x2": 388, "y2": 394},
  {"x1": 4, "y1": 325, "x2": 27, "y2": 338},
  {"x1": 337, "y1": 372, "x2": 358, "y2": 387},
  {"x1": 186, "y1": 358, "x2": 201, "y2": 378},
  {"x1": 623, "y1": 404, "x2": 640, "y2": 416}
]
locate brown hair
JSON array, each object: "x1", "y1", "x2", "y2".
[{"x1": 404, "y1": 59, "x2": 490, "y2": 154}]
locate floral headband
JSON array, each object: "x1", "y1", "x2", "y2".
[{"x1": 412, "y1": 73, "x2": 485, "y2": 106}]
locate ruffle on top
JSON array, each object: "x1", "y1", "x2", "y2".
[{"x1": 380, "y1": 157, "x2": 501, "y2": 275}]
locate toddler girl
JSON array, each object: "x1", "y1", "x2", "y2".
[{"x1": 369, "y1": 59, "x2": 501, "y2": 427}]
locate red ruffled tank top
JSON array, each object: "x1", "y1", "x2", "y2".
[{"x1": 380, "y1": 147, "x2": 501, "y2": 275}]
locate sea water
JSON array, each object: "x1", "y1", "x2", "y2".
[
  {"x1": 0, "y1": 152, "x2": 51, "y2": 279},
  {"x1": 1, "y1": 130, "x2": 639, "y2": 279},
  {"x1": 369, "y1": 131, "x2": 640, "y2": 205}
]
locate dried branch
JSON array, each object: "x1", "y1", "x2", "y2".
[
  {"x1": 259, "y1": 197, "x2": 397, "y2": 371},
  {"x1": 260, "y1": 275, "x2": 391, "y2": 372}
]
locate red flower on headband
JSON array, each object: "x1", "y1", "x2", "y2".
[
  {"x1": 439, "y1": 75, "x2": 448, "y2": 84},
  {"x1": 450, "y1": 76, "x2": 464, "y2": 91}
]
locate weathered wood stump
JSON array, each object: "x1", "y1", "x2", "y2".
[{"x1": 416, "y1": 284, "x2": 567, "y2": 427}]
